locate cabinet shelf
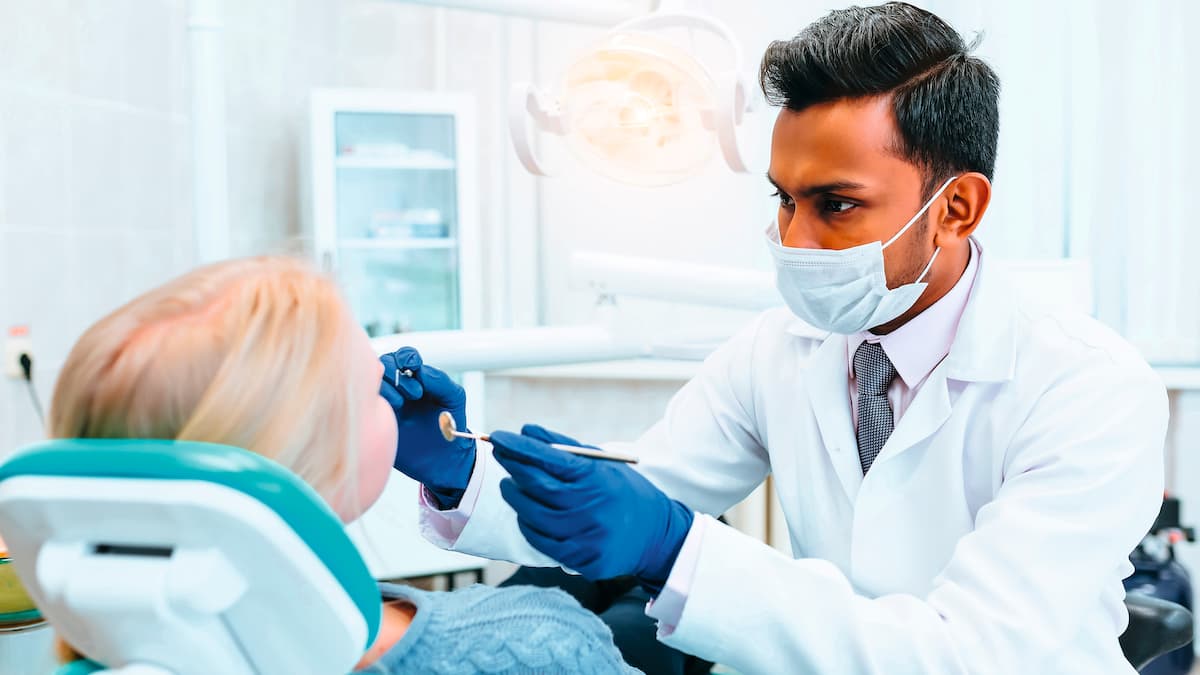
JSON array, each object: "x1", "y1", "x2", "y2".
[
  {"x1": 335, "y1": 156, "x2": 456, "y2": 171},
  {"x1": 338, "y1": 237, "x2": 458, "y2": 251}
]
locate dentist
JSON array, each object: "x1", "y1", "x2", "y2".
[{"x1": 380, "y1": 3, "x2": 1167, "y2": 674}]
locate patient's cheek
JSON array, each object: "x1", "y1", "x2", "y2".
[{"x1": 356, "y1": 397, "x2": 398, "y2": 512}]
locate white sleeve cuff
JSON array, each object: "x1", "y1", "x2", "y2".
[
  {"x1": 417, "y1": 456, "x2": 488, "y2": 548},
  {"x1": 645, "y1": 512, "x2": 709, "y2": 636}
]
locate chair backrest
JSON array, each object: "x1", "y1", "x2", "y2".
[
  {"x1": 0, "y1": 439, "x2": 381, "y2": 675},
  {"x1": 1121, "y1": 592, "x2": 1194, "y2": 671}
]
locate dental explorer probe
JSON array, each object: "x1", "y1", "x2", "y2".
[{"x1": 437, "y1": 411, "x2": 639, "y2": 464}]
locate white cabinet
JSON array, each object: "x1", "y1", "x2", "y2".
[
  {"x1": 310, "y1": 89, "x2": 485, "y2": 580},
  {"x1": 310, "y1": 89, "x2": 482, "y2": 337}
]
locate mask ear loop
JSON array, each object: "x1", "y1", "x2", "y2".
[
  {"x1": 881, "y1": 175, "x2": 959, "y2": 250},
  {"x1": 915, "y1": 247, "x2": 942, "y2": 284}
]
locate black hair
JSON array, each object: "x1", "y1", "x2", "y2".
[{"x1": 759, "y1": 2, "x2": 1000, "y2": 195}]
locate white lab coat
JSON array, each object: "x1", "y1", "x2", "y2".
[{"x1": 425, "y1": 255, "x2": 1168, "y2": 675}]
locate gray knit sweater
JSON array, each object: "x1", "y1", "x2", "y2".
[{"x1": 353, "y1": 583, "x2": 642, "y2": 674}]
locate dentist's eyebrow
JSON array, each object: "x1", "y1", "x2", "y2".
[
  {"x1": 767, "y1": 173, "x2": 868, "y2": 198},
  {"x1": 766, "y1": 173, "x2": 787, "y2": 194}
]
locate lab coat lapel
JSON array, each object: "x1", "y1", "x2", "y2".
[
  {"x1": 803, "y1": 331, "x2": 863, "y2": 501},
  {"x1": 874, "y1": 367, "x2": 951, "y2": 467},
  {"x1": 942, "y1": 247, "x2": 1018, "y2": 384},
  {"x1": 873, "y1": 245, "x2": 1018, "y2": 467}
]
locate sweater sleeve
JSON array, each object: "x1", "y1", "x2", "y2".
[{"x1": 369, "y1": 585, "x2": 642, "y2": 675}]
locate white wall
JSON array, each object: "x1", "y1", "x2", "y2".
[
  {"x1": 0, "y1": 0, "x2": 516, "y2": 454},
  {"x1": 0, "y1": 0, "x2": 193, "y2": 451}
]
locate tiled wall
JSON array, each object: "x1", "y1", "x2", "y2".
[{"x1": 0, "y1": 0, "x2": 508, "y2": 453}]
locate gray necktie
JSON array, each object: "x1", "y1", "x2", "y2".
[{"x1": 854, "y1": 341, "x2": 898, "y2": 474}]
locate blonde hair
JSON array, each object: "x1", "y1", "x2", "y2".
[{"x1": 48, "y1": 256, "x2": 364, "y2": 502}]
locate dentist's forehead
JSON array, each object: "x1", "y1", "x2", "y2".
[{"x1": 768, "y1": 97, "x2": 912, "y2": 193}]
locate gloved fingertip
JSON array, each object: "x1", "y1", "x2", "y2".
[
  {"x1": 378, "y1": 382, "x2": 404, "y2": 406},
  {"x1": 487, "y1": 439, "x2": 516, "y2": 465},
  {"x1": 520, "y1": 423, "x2": 552, "y2": 440},
  {"x1": 394, "y1": 376, "x2": 424, "y2": 400},
  {"x1": 520, "y1": 423, "x2": 591, "y2": 449},
  {"x1": 487, "y1": 429, "x2": 523, "y2": 449},
  {"x1": 489, "y1": 436, "x2": 543, "y2": 474},
  {"x1": 548, "y1": 449, "x2": 590, "y2": 474},
  {"x1": 391, "y1": 346, "x2": 423, "y2": 370},
  {"x1": 498, "y1": 477, "x2": 522, "y2": 504},
  {"x1": 379, "y1": 351, "x2": 425, "y2": 399},
  {"x1": 417, "y1": 365, "x2": 467, "y2": 406}
]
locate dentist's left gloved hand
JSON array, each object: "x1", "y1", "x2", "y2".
[
  {"x1": 490, "y1": 425, "x2": 694, "y2": 593},
  {"x1": 379, "y1": 347, "x2": 476, "y2": 509}
]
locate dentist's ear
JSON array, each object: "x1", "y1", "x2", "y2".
[{"x1": 935, "y1": 172, "x2": 991, "y2": 245}]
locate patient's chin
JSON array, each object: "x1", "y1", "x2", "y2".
[{"x1": 331, "y1": 482, "x2": 385, "y2": 524}]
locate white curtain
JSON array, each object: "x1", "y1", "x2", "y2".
[
  {"x1": 923, "y1": 0, "x2": 1200, "y2": 363},
  {"x1": 1076, "y1": 0, "x2": 1200, "y2": 363}
]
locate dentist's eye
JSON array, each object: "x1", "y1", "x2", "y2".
[
  {"x1": 822, "y1": 199, "x2": 856, "y2": 214},
  {"x1": 771, "y1": 189, "x2": 794, "y2": 208}
]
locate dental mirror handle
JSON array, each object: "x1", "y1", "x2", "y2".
[{"x1": 438, "y1": 411, "x2": 638, "y2": 464}]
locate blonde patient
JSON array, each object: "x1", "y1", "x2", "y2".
[{"x1": 47, "y1": 257, "x2": 639, "y2": 674}]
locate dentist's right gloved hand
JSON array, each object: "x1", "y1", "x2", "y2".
[
  {"x1": 379, "y1": 347, "x2": 476, "y2": 509},
  {"x1": 490, "y1": 425, "x2": 694, "y2": 594}
]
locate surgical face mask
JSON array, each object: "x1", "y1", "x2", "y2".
[{"x1": 766, "y1": 176, "x2": 957, "y2": 334}]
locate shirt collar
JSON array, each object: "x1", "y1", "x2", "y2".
[{"x1": 847, "y1": 238, "x2": 982, "y2": 388}]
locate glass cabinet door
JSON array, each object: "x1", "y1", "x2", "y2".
[{"x1": 332, "y1": 111, "x2": 461, "y2": 336}]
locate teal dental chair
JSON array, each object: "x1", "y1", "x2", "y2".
[{"x1": 0, "y1": 439, "x2": 381, "y2": 675}]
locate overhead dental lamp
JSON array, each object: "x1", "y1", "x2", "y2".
[{"x1": 509, "y1": 10, "x2": 754, "y2": 186}]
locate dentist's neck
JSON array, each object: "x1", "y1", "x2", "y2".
[{"x1": 870, "y1": 241, "x2": 972, "y2": 335}]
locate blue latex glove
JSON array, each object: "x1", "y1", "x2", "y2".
[
  {"x1": 490, "y1": 425, "x2": 694, "y2": 593},
  {"x1": 379, "y1": 347, "x2": 476, "y2": 509}
]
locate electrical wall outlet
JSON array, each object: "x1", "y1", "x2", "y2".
[{"x1": 4, "y1": 325, "x2": 32, "y2": 379}]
